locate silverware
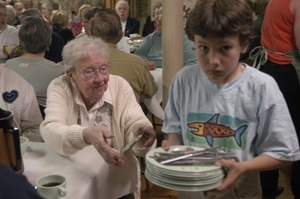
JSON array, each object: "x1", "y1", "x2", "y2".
[
  {"x1": 160, "y1": 155, "x2": 239, "y2": 165},
  {"x1": 154, "y1": 147, "x2": 237, "y2": 165},
  {"x1": 121, "y1": 132, "x2": 145, "y2": 155}
]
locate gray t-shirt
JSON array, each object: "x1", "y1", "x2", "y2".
[{"x1": 5, "y1": 57, "x2": 64, "y2": 105}]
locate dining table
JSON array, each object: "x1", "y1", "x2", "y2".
[
  {"x1": 22, "y1": 142, "x2": 138, "y2": 199},
  {"x1": 143, "y1": 68, "x2": 164, "y2": 120},
  {"x1": 127, "y1": 37, "x2": 164, "y2": 120}
]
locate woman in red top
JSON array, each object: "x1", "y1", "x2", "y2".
[{"x1": 258, "y1": 0, "x2": 300, "y2": 198}]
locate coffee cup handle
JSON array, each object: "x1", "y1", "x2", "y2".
[{"x1": 58, "y1": 187, "x2": 66, "y2": 197}]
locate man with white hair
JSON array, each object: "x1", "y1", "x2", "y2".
[{"x1": 115, "y1": 0, "x2": 140, "y2": 37}]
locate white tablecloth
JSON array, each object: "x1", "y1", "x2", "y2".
[
  {"x1": 23, "y1": 142, "x2": 137, "y2": 199},
  {"x1": 150, "y1": 68, "x2": 163, "y2": 104},
  {"x1": 143, "y1": 68, "x2": 164, "y2": 120}
]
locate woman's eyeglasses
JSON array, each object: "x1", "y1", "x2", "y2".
[{"x1": 81, "y1": 64, "x2": 109, "y2": 79}]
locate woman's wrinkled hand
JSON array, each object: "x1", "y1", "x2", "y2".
[
  {"x1": 83, "y1": 126, "x2": 125, "y2": 167},
  {"x1": 134, "y1": 126, "x2": 156, "y2": 148}
]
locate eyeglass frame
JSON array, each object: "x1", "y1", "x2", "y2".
[{"x1": 76, "y1": 63, "x2": 110, "y2": 79}]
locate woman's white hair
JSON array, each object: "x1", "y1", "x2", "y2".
[{"x1": 62, "y1": 36, "x2": 110, "y2": 72}]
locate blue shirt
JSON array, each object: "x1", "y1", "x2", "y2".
[{"x1": 134, "y1": 32, "x2": 197, "y2": 68}]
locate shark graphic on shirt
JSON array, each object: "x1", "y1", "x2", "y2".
[{"x1": 187, "y1": 114, "x2": 247, "y2": 147}]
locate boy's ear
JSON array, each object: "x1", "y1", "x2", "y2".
[{"x1": 241, "y1": 43, "x2": 249, "y2": 54}]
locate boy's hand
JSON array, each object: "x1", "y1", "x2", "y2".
[
  {"x1": 215, "y1": 159, "x2": 246, "y2": 191},
  {"x1": 161, "y1": 139, "x2": 171, "y2": 151}
]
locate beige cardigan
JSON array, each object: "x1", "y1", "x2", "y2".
[{"x1": 40, "y1": 74, "x2": 155, "y2": 198}]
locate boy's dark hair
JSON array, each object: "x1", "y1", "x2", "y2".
[{"x1": 185, "y1": 0, "x2": 253, "y2": 46}]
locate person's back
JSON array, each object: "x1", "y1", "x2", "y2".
[
  {"x1": 258, "y1": 0, "x2": 300, "y2": 198},
  {"x1": 261, "y1": 0, "x2": 296, "y2": 64},
  {"x1": 5, "y1": 16, "x2": 64, "y2": 106},
  {"x1": 90, "y1": 8, "x2": 157, "y2": 103},
  {"x1": 18, "y1": 8, "x2": 64, "y2": 63},
  {"x1": 108, "y1": 46, "x2": 157, "y2": 102},
  {"x1": 0, "y1": 65, "x2": 43, "y2": 141}
]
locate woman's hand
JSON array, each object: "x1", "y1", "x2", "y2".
[
  {"x1": 83, "y1": 126, "x2": 125, "y2": 167},
  {"x1": 134, "y1": 126, "x2": 156, "y2": 148}
]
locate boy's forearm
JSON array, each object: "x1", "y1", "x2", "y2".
[{"x1": 241, "y1": 154, "x2": 291, "y2": 173}]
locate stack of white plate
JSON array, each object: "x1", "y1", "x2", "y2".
[{"x1": 145, "y1": 146, "x2": 225, "y2": 192}]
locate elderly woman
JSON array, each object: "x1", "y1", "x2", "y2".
[
  {"x1": 51, "y1": 10, "x2": 74, "y2": 44},
  {"x1": 40, "y1": 36, "x2": 156, "y2": 199}
]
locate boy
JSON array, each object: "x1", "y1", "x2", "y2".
[{"x1": 161, "y1": 0, "x2": 300, "y2": 198}]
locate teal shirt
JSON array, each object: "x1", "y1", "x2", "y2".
[{"x1": 134, "y1": 32, "x2": 197, "y2": 68}]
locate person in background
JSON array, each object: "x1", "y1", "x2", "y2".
[
  {"x1": 5, "y1": 16, "x2": 64, "y2": 107},
  {"x1": 0, "y1": 1, "x2": 19, "y2": 63},
  {"x1": 252, "y1": 0, "x2": 269, "y2": 47},
  {"x1": 90, "y1": 8, "x2": 158, "y2": 104},
  {"x1": 40, "y1": 36, "x2": 156, "y2": 199},
  {"x1": 70, "y1": 0, "x2": 89, "y2": 37},
  {"x1": 75, "y1": 3, "x2": 91, "y2": 38},
  {"x1": 71, "y1": 0, "x2": 89, "y2": 16},
  {"x1": 80, "y1": 6, "x2": 131, "y2": 54},
  {"x1": 161, "y1": 0, "x2": 300, "y2": 198},
  {"x1": 115, "y1": 0, "x2": 140, "y2": 37},
  {"x1": 0, "y1": 64, "x2": 43, "y2": 141},
  {"x1": 5, "y1": 4, "x2": 16, "y2": 25},
  {"x1": 22, "y1": 0, "x2": 33, "y2": 10},
  {"x1": 0, "y1": 163, "x2": 43, "y2": 199},
  {"x1": 51, "y1": 10, "x2": 74, "y2": 44},
  {"x1": 243, "y1": 0, "x2": 269, "y2": 63},
  {"x1": 134, "y1": 4, "x2": 197, "y2": 70},
  {"x1": 250, "y1": 0, "x2": 300, "y2": 198},
  {"x1": 90, "y1": 0, "x2": 103, "y2": 7},
  {"x1": 39, "y1": 0, "x2": 59, "y2": 22},
  {"x1": 19, "y1": 8, "x2": 64, "y2": 63},
  {"x1": 142, "y1": 2, "x2": 162, "y2": 37},
  {"x1": 9, "y1": 0, "x2": 24, "y2": 25}
]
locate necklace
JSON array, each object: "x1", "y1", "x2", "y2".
[{"x1": 0, "y1": 26, "x2": 7, "y2": 34}]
